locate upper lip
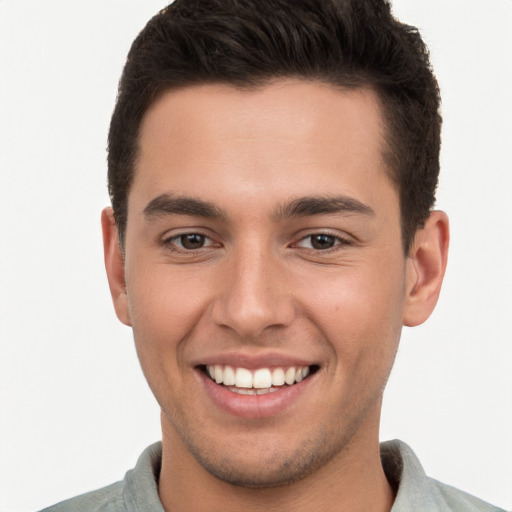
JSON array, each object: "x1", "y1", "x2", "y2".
[{"x1": 192, "y1": 350, "x2": 318, "y2": 369}]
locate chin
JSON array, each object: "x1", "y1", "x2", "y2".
[
  {"x1": 194, "y1": 450, "x2": 323, "y2": 488},
  {"x1": 179, "y1": 423, "x2": 350, "y2": 489}
]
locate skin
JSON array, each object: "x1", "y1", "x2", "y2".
[{"x1": 102, "y1": 80, "x2": 449, "y2": 512}]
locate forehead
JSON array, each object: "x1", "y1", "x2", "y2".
[{"x1": 131, "y1": 79, "x2": 396, "y2": 216}]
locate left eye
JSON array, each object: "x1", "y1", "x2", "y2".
[
  {"x1": 296, "y1": 234, "x2": 343, "y2": 250},
  {"x1": 169, "y1": 233, "x2": 213, "y2": 250}
]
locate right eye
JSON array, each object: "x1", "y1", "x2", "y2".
[
  {"x1": 297, "y1": 234, "x2": 339, "y2": 250},
  {"x1": 163, "y1": 233, "x2": 218, "y2": 251}
]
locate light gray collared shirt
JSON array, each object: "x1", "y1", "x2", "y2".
[{"x1": 40, "y1": 440, "x2": 506, "y2": 511}]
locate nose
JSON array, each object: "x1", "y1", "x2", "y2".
[{"x1": 211, "y1": 246, "x2": 295, "y2": 339}]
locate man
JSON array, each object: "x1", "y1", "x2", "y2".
[{"x1": 40, "y1": 0, "x2": 505, "y2": 510}]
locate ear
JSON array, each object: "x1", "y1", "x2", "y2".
[
  {"x1": 101, "y1": 207, "x2": 132, "y2": 326},
  {"x1": 403, "y1": 211, "x2": 449, "y2": 327}
]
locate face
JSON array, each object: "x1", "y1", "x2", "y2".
[{"x1": 107, "y1": 80, "x2": 425, "y2": 487}]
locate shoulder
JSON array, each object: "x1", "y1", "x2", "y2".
[
  {"x1": 381, "y1": 440, "x2": 507, "y2": 512},
  {"x1": 38, "y1": 442, "x2": 164, "y2": 512},
  {"x1": 430, "y1": 479, "x2": 507, "y2": 512},
  {"x1": 38, "y1": 481, "x2": 123, "y2": 512}
]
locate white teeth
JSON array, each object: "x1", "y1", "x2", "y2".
[
  {"x1": 271, "y1": 368, "x2": 285, "y2": 386},
  {"x1": 253, "y1": 368, "x2": 272, "y2": 388},
  {"x1": 214, "y1": 365, "x2": 223, "y2": 384},
  {"x1": 206, "y1": 364, "x2": 313, "y2": 389},
  {"x1": 295, "y1": 366, "x2": 310, "y2": 383},
  {"x1": 256, "y1": 387, "x2": 279, "y2": 395},
  {"x1": 232, "y1": 387, "x2": 256, "y2": 395},
  {"x1": 285, "y1": 367, "x2": 296, "y2": 385},
  {"x1": 227, "y1": 386, "x2": 281, "y2": 396},
  {"x1": 235, "y1": 367, "x2": 253, "y2": 388},
  {"x1": 223, "y1": 365, "x2": 236, "y2": 386}
]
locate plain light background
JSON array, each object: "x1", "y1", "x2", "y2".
[{"x1": 1, "y1": 1, "x2": 511, "y2": 510}]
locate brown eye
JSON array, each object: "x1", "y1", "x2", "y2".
[
  {"x1": 309, "y1": 234, "x2": 337, "y2": 250},
  {"x1": 179, "y1": 233, "x2": 206, "y2": 250},
  {"x1": 294, "y1": 233, "x2": 348, "y2": 251}
]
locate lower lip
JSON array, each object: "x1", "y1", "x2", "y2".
[{"x1": 198, "y1": 370, "x2": 313, "y2": 419}]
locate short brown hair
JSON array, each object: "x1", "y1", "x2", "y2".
[{"x1": 108, "y1": 0, "x2": 441, "y2": 252}]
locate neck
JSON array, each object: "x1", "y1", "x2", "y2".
[{"x1": 158, "y1": 409, "x2": 394, "y2": 512}]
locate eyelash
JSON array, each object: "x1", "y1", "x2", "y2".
[
  {"x1": 293, "y1": 233, "x2": 351, "y2": 251},
  {"x1": 161, "y1": 231, "x2": 351, "y2": 253},
  {"x1": 162, "y1": 232, "x2": 218, "y2": 252}
]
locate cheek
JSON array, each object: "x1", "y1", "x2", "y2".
[
  {"x1": 125, "y1": 263, "x2": 213, "y2": 373},
  {"x1": 299, "y1": 263, "x2": 406, "y2": 359},
  {"x1": 128, "y1": 261, "x2": 208, "y2": 325},
  {"x1": 126, "y1": 269, "x2": 211, "y2": 413}
]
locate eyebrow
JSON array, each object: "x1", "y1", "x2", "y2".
[
  {"x1": 143, "y1": 194, "x2": 226, "y2": 220},
  {"x1": 143, "y1": 193, "x2": 374, "y2": 222},
  {"x1": 273, "y1": 195, "x2": 375, "y2": 220}
]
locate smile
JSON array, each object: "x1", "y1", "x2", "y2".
[
  {"x1": 198, "y1": 362, "x2": 319, "y2": 418},
  {"x1": 205, "y1": 365, "x2": 313, "y2": 395}
]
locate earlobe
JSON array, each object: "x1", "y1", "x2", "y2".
[
  {"x1": 101, "y1": 207, "x2": 132, "y2": 326},
  {"x1": 403, "y1": 211, "x2": 449, "y2": 327}
]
